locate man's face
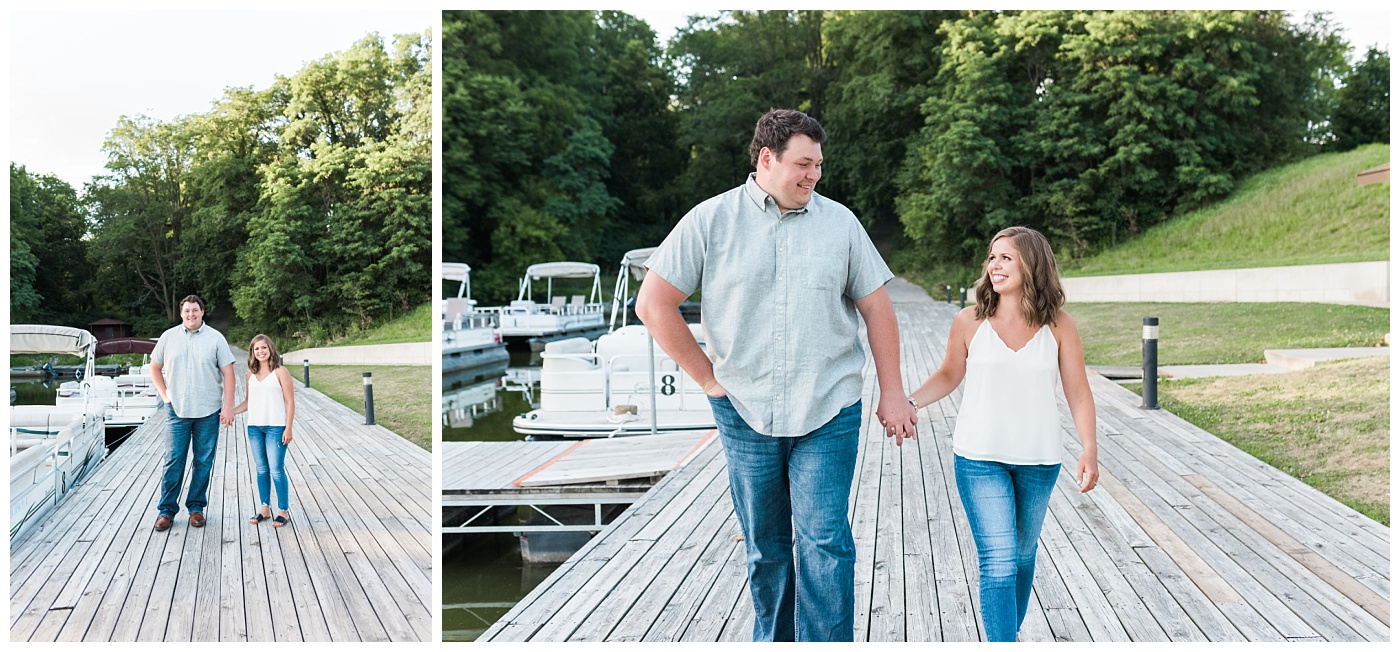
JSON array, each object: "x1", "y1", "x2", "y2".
[
  {"x1": 758, "y1": 134, "x2": 822, "y2": 212},
  {"x1": 180, "y1": 301, "x2": 204, "y2": 331}
]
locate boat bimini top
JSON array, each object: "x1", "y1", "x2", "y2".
[
  {"x1": 609, "y1": 247, "x2": 657, "y2": 331},
  {"x1": 10, "y1": 325, "x2": 98, "y2": 380},
  {"x1": 517, "y1": 261, "x2": 602, "y2": 305}
]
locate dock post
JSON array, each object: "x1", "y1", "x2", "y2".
[
  {"x1": 1142, "y1": 317, "x2": 1159, "y2": 410},
  {"x1": 303, "y1": 360, "x2": 310, "y2": 388},
  {"x1": 363, "y1": 372, "x2": 376, "y2": 425}
]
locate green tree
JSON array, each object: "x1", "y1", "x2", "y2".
[
  {"x1": 9, "y1": 164, "x2": 90, "y2": 324},
  {"x1": 1330, "y1": 48, "x2": 1390, "y2": 151}
]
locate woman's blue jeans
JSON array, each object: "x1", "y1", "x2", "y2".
[
  {"x1": 708, "y1": 395, "x2": 861, "y2": 642},
  {"x1": 954, "y1": 455, "x2": 1060, "y2": 642},
  {"x1": 246, "y1": 425, "x2": 290, "y2": 511}
]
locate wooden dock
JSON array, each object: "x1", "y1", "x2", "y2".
[
  {"x1": 480, "y1": 280, "x2": 1390, "y2": 642},
  {"x1": 442, "y1": 431, "x2": 715, "y2": 534},
  {"x1": 10, "y1": 362, "x2": 432, "y2": 642}
]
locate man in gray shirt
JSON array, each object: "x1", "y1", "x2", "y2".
[
  {"x1": 637, "y1": 109, "x2": 917, "y2": 641},
  {"x1": 149, "y1": 294, "x2": 236, "y2": 531}
]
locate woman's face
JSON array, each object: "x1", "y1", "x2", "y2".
[
  {"x1": 253, "y1": 340, "x2": 271, "y2": 361},
  {"x1": 986, "y1": 237, "x2": 1023, "y2": 295}
]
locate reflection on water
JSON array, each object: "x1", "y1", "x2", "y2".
[
  {"x1": 441, "y1": 526, "x2": 561, "y2": 641},
  {"x1": 441, "y1": 348, "x2": 560, "y2": 640}
]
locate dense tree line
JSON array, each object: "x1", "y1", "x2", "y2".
[
  {"x1": 11, "y1": 32, "x2": 431, "y2": 341},
  {"x1": 444, "y1": 10, "x2": 1385, "y2": 300}
]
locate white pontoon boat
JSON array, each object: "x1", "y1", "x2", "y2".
[
  {"x1": 9, "y1": 325, "x2": 110, "y2": 541},
  {"x1": 480, "y1": 262, "x2": 608, "y2": 342},
  {"x1": 512, "y1": 248, "x2": 716, "y2": 438},
  {"x1": 442, "y1": 262, "x2": 509, "y2": 374},
  {"x1": 55, "y1": 337, "x2": 161, "y2": 429}
]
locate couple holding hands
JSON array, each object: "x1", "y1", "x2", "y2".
[
  {"x1": 635, "y1": 109, "x2": 1099, "y2": 642},
  {"x1": 148, "y1": 295, "x2": 296, "y2": 533}
]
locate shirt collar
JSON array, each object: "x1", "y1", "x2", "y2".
[
  {"x1": 744, "y1": 173, "x2": 810, "y2": 217},
  {"x1": 183, "y1": 323, "x2": 205, "y2": 335}
]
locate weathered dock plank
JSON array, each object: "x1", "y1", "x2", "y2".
[
  {"x1": 477, "y1": 280, "x2": 1389, "y2": 642},
  {"x1": 10, "y1": 360, "x2": 431, "y2": 642}
]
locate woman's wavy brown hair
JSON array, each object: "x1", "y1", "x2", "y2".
[
  {"x1": 247, "y1": 334, "x2": 283, "y2": 375},
  {"x1": 974, "y1": 226, "x2": 1065, "y2": 328}
]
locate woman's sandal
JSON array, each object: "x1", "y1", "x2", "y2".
[
  {"x1": 249, "y1": 512, "x2": 270, "y2": 524},
  {"x1": 272, "y1": 514, "x2": 291, "y2": 528}
]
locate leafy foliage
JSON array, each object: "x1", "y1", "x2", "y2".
[
  {"x1": 1330, "y1": 48, "x2": 1390, "y2": 151},
  {"x1": 34, "y1": 31, "x2": 432, "y2": 341}
]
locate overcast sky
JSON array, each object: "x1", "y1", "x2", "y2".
[
  {"x1": 6, "y1": 8, "x2": 1389, "y2": 191},
  {"x1": 8, "y1": 10, "x2": 435, "y2": 189}
]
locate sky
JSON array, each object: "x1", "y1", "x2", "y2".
[
  {"x1": 5, "y1": 8, "x2": 1390, "y2": 191},
  {"x1": 8, "y1": 10, "x2": 435, "y2": 190}
]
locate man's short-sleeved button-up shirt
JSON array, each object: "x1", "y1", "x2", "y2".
[
  {"x1": 647, "y1": 174, "x2": 893, "y2": 437},
  {"x1": 151, "y1": 322, "x2": 235, "y2": 419}
]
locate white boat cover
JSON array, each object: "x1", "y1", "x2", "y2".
[
  {"x1": 10, "y1": 325, "x2": 97, "y2": 356},
  {"x1": 441, "y1": 262, "x2": 470, "y2": 283},
  {"x1": 525, "y1": 262, "x2": 599, "y2": 279},
  {"x1": 620, "y1": 247, "x2": 657, "y2": 281}
]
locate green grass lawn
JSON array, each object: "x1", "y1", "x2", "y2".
[
  {"x1": 1068, "y1": 302, "x2": 1390, "y2": 366},
  {"x1": 1063, "y1": 144, "x2": 1390, "y2": 276},
  {"x1": 307, "y1": 365, "x2": 431, "y2": 451},
  {"x1": 1125, "y1": 356, "x2": 1389, "y2": 525}
]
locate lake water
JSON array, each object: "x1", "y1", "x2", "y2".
[{"x1": 440, "y1": 349, "x2": 564, "y2": 641}]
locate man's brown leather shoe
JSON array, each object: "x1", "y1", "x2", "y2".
[
  {"x1": 154, "y1": 515, "x2": 173, "y2": 531},
  {"x1": 189, "y1": 512, "x2": 206, "y2": 528}
]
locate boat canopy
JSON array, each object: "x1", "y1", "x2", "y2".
[
  {"x1": 442, "y1": 262, "x2": 471, "y2": 299},
  {"x1": 620, "y1": 247, "x2": 657, "y2": 282},
  {"x1": 94, "y1": 337, "x2": 158, "y2": 357},
  {"x1": 525, "y1": 262, "x2": 599, "y2": 279},
  {"x1": 441, "y1": 262, "x2": 470, "y2": 283},
  {"x1": 10, "y1": 325, "x2": 97, "y2": 357}
]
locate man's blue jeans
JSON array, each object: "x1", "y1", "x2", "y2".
[
  {"x1": 246, "y1": 425, "x2": 290, "y2": 511},
  {"x1": 709, "y1": 395, "x2": 860, "y2": 642},
  {"x1": 158, "y1": 406, "x2": 220, "y2": 517},
  {"x1": 953, "y1": 454, "x2": 1060, "y2": 642}
]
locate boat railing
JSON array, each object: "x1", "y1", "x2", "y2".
[
  {"x1": 449, "y1": 312, "x2": 499, "y2": 331},
  {"x1": 8, "y1": 411, "x2": 105, "y2": 540}
]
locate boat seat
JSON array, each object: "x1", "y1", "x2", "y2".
[
  {"x1": 569, "y1": 295, "x2": 585, "y2": 313},
  {"x1": 444, "y1": 297, "x2": 470, "y2": 322},
  {"x1": 543, "y1": 337, "x2": 594, "y2": 355},
  {"x1": 509, "y1": 299, "x2": 535, "y2": 314},
  {"x1": 9, "y1": 405, "x2": 85, "y2": 436}
]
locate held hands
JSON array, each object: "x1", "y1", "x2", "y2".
[
  {"x1": 1076, "y1": 449, "x2": 1099, "y2": 493},
  {"x1": 878, "y1": 393, "x2": 919, "y2": 446},
  {"x1": 219, "y1": 407, "x2": 234, "y2": 427}
]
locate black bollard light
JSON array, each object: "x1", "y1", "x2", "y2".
[
  {"x1": 363, "y1": 372, "x2": 376, "y2": 425},
  {"x1": 303, "y1": 359, "x2": 311, "y2": 388},
  {"x1": 960, "y1": 287, "x2": 967, "y2": 309},
  {"x1": 1142, "y1": 317, "x2": 1159, "y2": 410},
  {"x1": 946, "y1": 285, "x2": 953, "y2": 303}
]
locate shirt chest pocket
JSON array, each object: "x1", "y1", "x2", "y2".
[{"x1": 799, "y1": 259, "x2": 845, "y2": 293}]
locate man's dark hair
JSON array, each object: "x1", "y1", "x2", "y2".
[
  {"x1": 180, "y1": 294, "x2": 205, "y2": 311},
  {"x1": 749, "y1": 109, "x2": 826, "y2": 167}
]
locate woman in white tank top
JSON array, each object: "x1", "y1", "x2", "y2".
[
  {"x1": 232, "y1": 334, "x2": 296, "y2": 527},
  {"x1": 907, "y1": 227, "x2": 1098, "y2": 642}
]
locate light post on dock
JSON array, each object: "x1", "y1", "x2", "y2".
[{"x1": 363, "y1": 372, "x2": 376, "y2": 425}]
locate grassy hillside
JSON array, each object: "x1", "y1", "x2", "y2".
[{"x1": 1063, "y1": 144, "x2": 1390, "y2": 276}]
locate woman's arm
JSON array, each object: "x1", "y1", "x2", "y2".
[
  {"x1": 230, "y1": 372, "x2": 252, "y2": 415},
  {"x1": 277, "y1": 366, "x2": 296, "y2": 444},
  {"x1": 908, "y1": 307, "x2": 976, "y2": 415},
  {"x1": 1053, "y1": 310, "x2": 1098, "y2": 493}
]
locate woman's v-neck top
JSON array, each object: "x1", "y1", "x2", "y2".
[
  {"x1": 952, "y1": 319, "x2": 1062, "y2": 465},
  {"x1": 247, "y1": 369, "x2": 287, "y2": 427}
]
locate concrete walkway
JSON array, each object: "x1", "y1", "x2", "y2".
[{"x1": 281, "y1": 342, "x2": 431, "y2": 366}]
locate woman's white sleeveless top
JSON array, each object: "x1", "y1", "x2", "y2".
[
  {"x1": 952, "y1": 319, "x2": 1062, "y2": 465},
  {"x1": 247, "y1": 369, "x2": 287, "y2": 427}
]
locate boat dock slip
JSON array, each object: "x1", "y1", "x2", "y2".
[
  {"x1": 10, "y1": 362, "x2": 432, "y2": 642},
  {"x1": 442, "y1": 431, "x2": 716, "y2": 534},
  {"x1": 481, "y1": 279, "x2": 1389, "y2": 642}
]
